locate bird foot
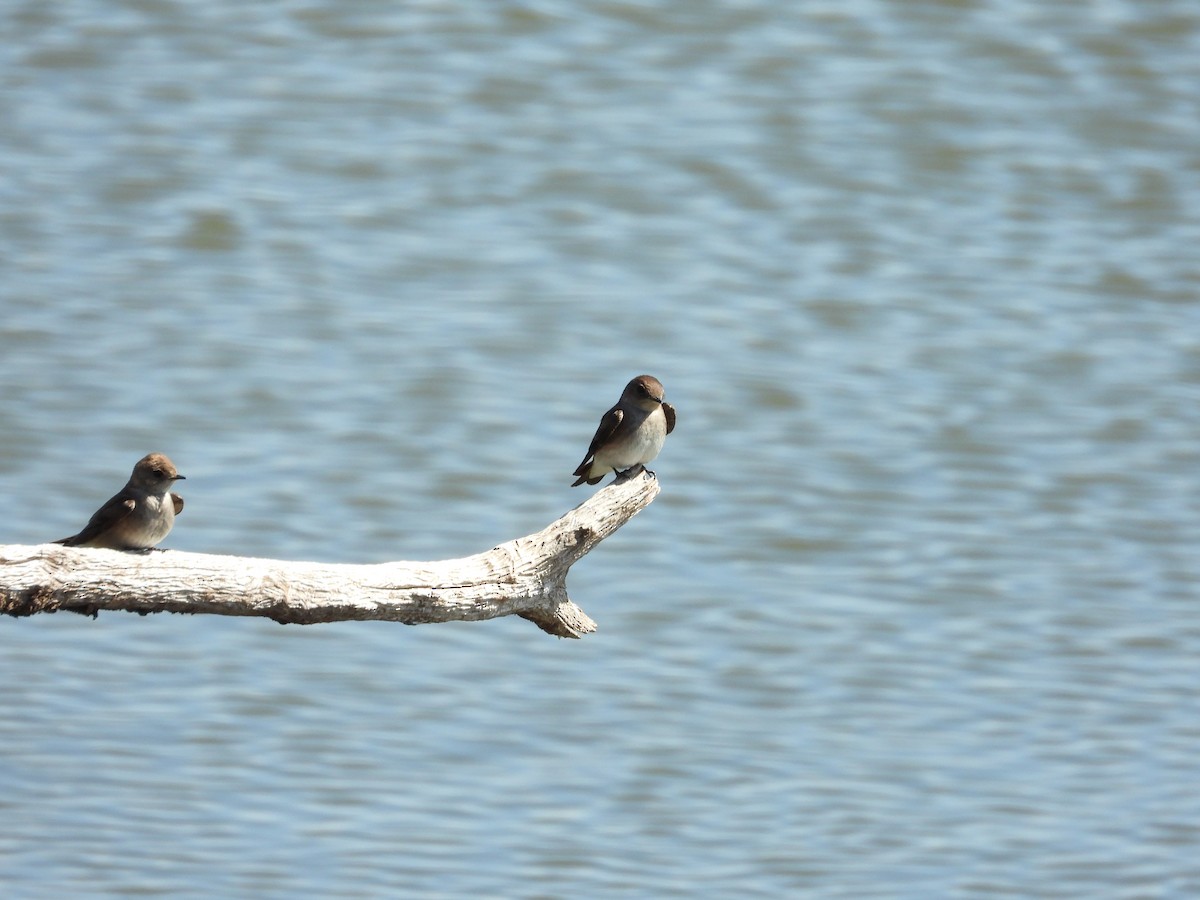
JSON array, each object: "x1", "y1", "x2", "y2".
[{"x1": 614, "y1": 464, "x2": 648, "y2": 483}]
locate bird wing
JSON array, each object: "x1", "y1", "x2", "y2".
[
  {"x1": 573, "y1": 405, "x2": 624, "y2": 475},
  {"x1": 171, "y1": 493, "x2": 184, "y2": 515},
  {"x1": 55, "y1": 495, "x2": 137, "y2": 546},
  {"x1": 663, "y1": 402, "x2": 676, "y2": 435}
]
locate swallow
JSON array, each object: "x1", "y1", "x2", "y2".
[
  {"x1": 572, "y1": 375, "x2": 675, "y2": 486},
  {"x1": 56, "y1": 452, "x2": 185, "y2": 549}
]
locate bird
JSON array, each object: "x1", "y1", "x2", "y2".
[
  {"x1": 55, "y1": 453, "x2": 186, "y2": 550},
  {"x1": 571, "y1": 375, "x2": 676, "y2": 486}
]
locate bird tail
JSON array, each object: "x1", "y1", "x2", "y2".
[{"x1": 571, "y1": 461, "x2": 603, "y2": 487}]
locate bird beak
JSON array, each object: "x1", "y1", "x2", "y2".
[{"x1": 174, "y1": 474, "x2": 187, "y2": 480}]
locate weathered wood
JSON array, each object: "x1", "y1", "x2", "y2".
[{"x1": 0, "y1": 470, "x2": 662, "y2": 638}]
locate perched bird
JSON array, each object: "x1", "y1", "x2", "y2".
[
  {"x1": 55, "y1": 453, "x2": 186, "y2": 550},
  {"x1": 571, "y1": 375, "x2": 676, "y2": 486}
]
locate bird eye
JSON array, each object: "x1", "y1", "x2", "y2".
[{"x1": 153, "y1": 469, "x2": 164, "y2": 477}]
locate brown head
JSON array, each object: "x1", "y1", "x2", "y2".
[
  {"x1": 620, "y1": 374, "x2": 666, "y2": 411},
  {"x1": 129, "y1": 453, "x2": 186, "y2": 491}
]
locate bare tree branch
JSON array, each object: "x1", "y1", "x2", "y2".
[{"x1": 0, "y1": 470, "x2": 662, "y2": 639}]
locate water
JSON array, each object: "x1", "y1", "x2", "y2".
[{"x1": 2, "y1": 0, "x2": 1199, "y2": 896}]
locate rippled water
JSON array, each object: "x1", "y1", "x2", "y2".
[{"x1": 2, "y1": 0, "x2": 1199, "y2": 896}]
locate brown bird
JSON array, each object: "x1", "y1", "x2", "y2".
[
  {"x1": 55, "y1": 453, "x2": 186, "y2": 549},
  {"x1": 571, "y1": 375, "x2": 676, "y2": 486}
]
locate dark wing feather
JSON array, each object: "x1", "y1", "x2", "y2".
[
  {"x1": 572, "y1": 405, "x2": 624, "y2": 478},
  {"x1": 171, "y1": 493, "x2": 185, "y2": 515},
  {"x1": 662, "y1": 402, "x2": 676, "y2": 435},
  {"x1": 55, "y1": 495, "x2": 136, "y2": 546}
]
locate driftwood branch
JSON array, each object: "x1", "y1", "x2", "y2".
[{"x1": 0, "y1": 470, "x2": 662, "y2": 639}]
